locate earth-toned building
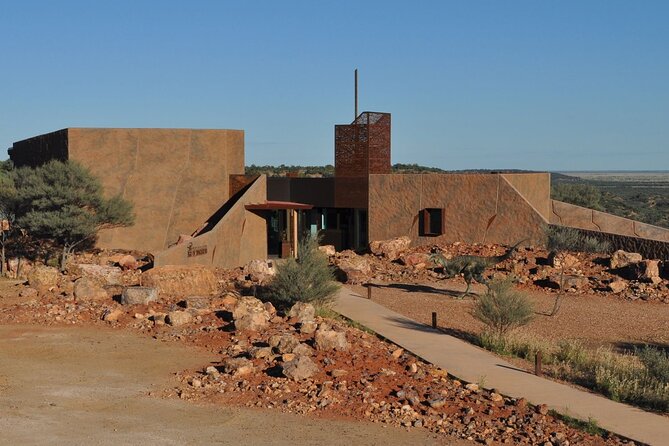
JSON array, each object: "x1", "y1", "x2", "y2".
[{"x1": 9, "y1": 113, "x2": 669, "y2": 268}]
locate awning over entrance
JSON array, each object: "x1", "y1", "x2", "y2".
[{"x1": 245, "y1": 201, "x2": 313, "y2": 210}]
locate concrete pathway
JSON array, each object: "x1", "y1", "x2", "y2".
[{"x1": 333, "y1": 287, "x2": 669, "y2": 446}]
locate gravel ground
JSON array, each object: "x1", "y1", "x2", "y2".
[{"x1": 350, "y1": 281, "x2": 669, "y2": 349}]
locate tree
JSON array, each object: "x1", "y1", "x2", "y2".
[
  {"x1": 265, "y1": 232, "x2": 340, "y2": 307},
  {"x1": 10, "y1": 160, "x2": 134, "y2": 269},
  {"x1": 0, "y1": 160, "x2": 16, "y2": 275},
  {"x1": 472, "y1": 278, "x2": 534, "y2": 339}
]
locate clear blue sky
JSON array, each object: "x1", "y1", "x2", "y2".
[{"x1": 1, "y1": 1, "x2": 667, "y2": 171}]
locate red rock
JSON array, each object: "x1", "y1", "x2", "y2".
[
  {"x1": 118, "y1": 255, "x2": 138, "y2": 271},
  {"x1": 141, "y1": 265, "x2": 219, "y2": 296},
  {"x1": 369, "y1": 236, "x2": 412, "y2": 261}
]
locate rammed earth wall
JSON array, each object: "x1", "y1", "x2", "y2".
[
  {"x1": 368, "y1": 173, "x2": 551, "y2": 246},
  {"x1": 10, "y1": 128, "x2": 244, "y2": 252}
]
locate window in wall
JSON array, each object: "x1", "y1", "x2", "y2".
[{"x1": 418, "y1": 208, "x2": 445, "y2": 236}]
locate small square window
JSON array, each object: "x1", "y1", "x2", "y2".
[{"x1": 419, "y1": 208, "x2": 444, "y2": 236}]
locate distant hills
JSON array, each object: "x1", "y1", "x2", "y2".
[{"x1": 245, "y1": 163, "x2": 547, "y2": 177}]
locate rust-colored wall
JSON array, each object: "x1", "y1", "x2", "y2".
[
  {"x1": 502, "y1": 173, "x2": 551, "y2": 221},
  {"x1": 68, "y1": 128, "x2": 244, "y2": 252},
  {"x1": 550, "y1": 200, "x2": 669, "y2": 242},
  {"x1": 368, "y1": 173, "x2": 548, "y2": 246},
  {"x1": 153, "y1": 176, "x2": 267, "y2": 268},
  {"x1": 334, "y1": 112, "x2": 391, "y2": 178},
  {"x1": 10, "y1": 128, "x2": 244, "y2": 252}
]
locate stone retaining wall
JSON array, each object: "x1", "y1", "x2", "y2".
[{"x1": 552, "y1": 224, "x2": 669, "y2": 260}]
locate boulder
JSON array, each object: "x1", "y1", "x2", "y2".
[
  {"x1": 400, "y1": 252, "x2": 431, "y2": 269},
  {"x1": 166, "y1": 310, "x2": 193, "y2": 327},
  {"x1": 292, "y1": 343, "x2": 315, "y2": 357},
  {"x1": 288, "y1": 302, "x2": 316, "y2": 323},
  {"x1": 369, "y1": 236, "x2": 412, "y2": 261},
  {"x1": 318, "y1": 245, "x2": 336, "y2": 257},
  {"x1": 232, "y1": 296, "x2": 271, "y2": 331},
  {"x1": 117, "y1": 255, "x2": 138, "y2": 271},
  {"x1": 610, "y1": 250, "x2": 642, "y2": 269},
  {"x1": 632, "y1": 260, "x2": 662, "y2": 284},
  {"x1": 27, "y1": 266, "x2": 60, "y2": 289},
  {"x1": 548, "y1": 252, "x2": 580, "y2": 269},
  {"x1": 263, "y1": 301, "x2": 276, "y2": 316},
  {"x1": 315, "y1": 327, "x2": 350, "y2": 351},
  {"x1": 269, "y1": 333, "x2": 300, "y2": 354},
  {"x1": 607, "y1": 280, "x2": 628, "y2": 293},
  {"x1": 73, "y1": 277, "x2": 109, "y2": 301},
  {"x1": 121, "y1": 286, "x2": 158, "y2": 305},
  {"x1": 282, "y1": 356, "x2": 319, "y2": 381},
  {"x1": 102, "y1": 308, "x2": 124, "y2": 322},
  {"x1": 546, "y1": 274, "x2": 589, "y2": 290},
  {"x1": 180, "y1": 295, "x2": 210, "y2": 310},
  {"x1": 141, "y1": 265, "x2": 218, "y2": 296},
  {"x1": 150, "y1": 313, "x2": 167, "y2": 325},
  {"x1": 243, "y1": 259, "x2": 276, "y2": 283},
  {"x1": 250, "y1": 346, "x2": 273, "y2": 359},
  {"x1": 299, "y1": 320, "x2": 318, "y2": 334},
  {"x1": 337, "y1": 253, "x2": 371, "y2": 284},
  {"x1": 223, "y1": 358, "x2": 254, "y2": 377},
  {"x1": 71, "y1": 264, "x2": 122, "y2": 286},
  {"x1": 219, "y1": 293, "x2": 239, "y2": 309}
]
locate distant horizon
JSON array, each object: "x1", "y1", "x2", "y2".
[{"x1": 556, "y1": 170, "x2": 669, "y2": 173}]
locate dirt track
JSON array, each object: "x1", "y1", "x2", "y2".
[{"x1": 0, "y1": 325, "x2": 451, "y2": 446}]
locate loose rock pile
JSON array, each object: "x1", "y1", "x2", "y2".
[
  {"x1": 168, "y1": 298, "x2": 631, "y2": 445},
  {"x1": 0, "y1": 246, "x2": 653, "y2": 444},
  {"x1": 0, "y1": 269, "x2": 634, "y2": 444},
  {"x1": 327, "y1": 240, "x2": 669, "y2": 303}
]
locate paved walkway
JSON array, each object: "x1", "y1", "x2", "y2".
[{"x1": 333, "y1": 287, "x2": 669, "y2": 446}]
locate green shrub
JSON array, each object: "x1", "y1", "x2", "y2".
[
  {"x1": 552, "y1": 183, "x2": 605, "y2": 211},
  {"x1": 555, "y1": 339, "x2": 588, "y2": 367},
  {"x1": 545, "y1": 226, "x2": 611, "y2": 254},
  {"x1": 579, "y1": 235, "x2": 612, "y2": 254},
  {"x1": 472, "y1": 278, "x2": 534, "y2": 339},
  {"x1": 546, "y1": 226, "x2": 582, "y2": 252},
  {"x1": 478, "y1": 330, "x2": 509, "y2": 354},
  {"x1": 265, "y1": 233, "x2": 340, "y2": 307},
  {"x1": 637, "y1": 346, "x2": 669, "y2": 382}
]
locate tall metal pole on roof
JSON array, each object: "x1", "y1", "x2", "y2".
[{"x1": 354, "y1": 68, "x2": 358, "y2": 120}]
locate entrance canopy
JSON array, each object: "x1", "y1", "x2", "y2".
[{"x1": 245, "y1": 200, "x2": 313, "y2": 211}]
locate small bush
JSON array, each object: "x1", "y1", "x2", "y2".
[
  {"x1": 265, "y1": 233, "x2": 340, "y2": 307},
  {"x1": 555, "y1": 339, "x2": 588, "y2": 367},
  {"x1": 478, "y1": 330, "x2": 509, "y2": 354},
  {"x1": 579, "y1": 236, "x2": 612, "y2": 254},
  {"x1": 637, "y1": 346, "x2": 669, "y2": 382},
  {"x1": 545, "y1": 226, "x2": 611, "y2": 254},
  {"x1": 472, "y1": 278, "x2": 534, "y2": 339},
  {"x1": 546, "y1": 226, "x2": 582, "y2": 252}
]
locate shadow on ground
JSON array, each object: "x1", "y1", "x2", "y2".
[
  {"x1": 383, "y1": 315, "x2": 480, "y2": 345},
  {"x1": 368, "y1": 282, "x2": 481, "y2": 299}
]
